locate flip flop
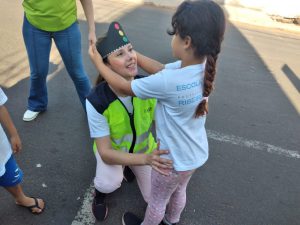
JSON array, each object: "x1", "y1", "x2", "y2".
[{"x1": 17, "y1": 197, "x2": 45, "y2": 215}]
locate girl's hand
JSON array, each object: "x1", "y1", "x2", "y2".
[
  {"x1": 10, "y1": 134, "x2": 22, "y2": 154},
  {"x1": 88, "y1": 45, "x2": 103, "y2": 65}
]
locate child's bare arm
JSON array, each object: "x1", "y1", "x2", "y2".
[
  {"x1": 96, "y1": 136, "x2": 173, "y2": 175},
  {"x1": 136, "y1": 52, "x2": 164, "y2": 74},
  {"x1": 89, "y1": 45, "x2": 134, "y2": 96},
  {"x1": 0, "y1": 105, "x2": 22, "y2": 153}
]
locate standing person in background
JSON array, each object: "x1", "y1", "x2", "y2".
[
  {"x1": 0, "y1": 87, "x2": 45, "y2": 214},
  {"x1": 89, "y1": 1, "x2": 226, "y2": 224},
  {"x1": 86, "y1": 22, "x2": 173, "y2": 221},
  {"x1": 22, "y1": 0, "x2": 96, "y2": 121}
]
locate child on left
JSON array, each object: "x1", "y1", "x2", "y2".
[{"x1": 0, "y1": 87, "x2": 45, "y2": 214}]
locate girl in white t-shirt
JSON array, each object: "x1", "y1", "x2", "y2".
[
  {"x1": 0, "y1": 88, "x2": 45, "y2": 214},
  {"x1": 89, "y1": 1, "x2": 226, "y2": 224}
]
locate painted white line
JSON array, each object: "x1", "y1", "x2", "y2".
[
  {"x1": 71, "y1": 184, "x2": 95, "y2": 225},
  {"x1": 207, "y1": 130, "x2": 300, "y2": 159},
  {"x1": 72, "y1": 130, "x2": 299, "y2": 225}
]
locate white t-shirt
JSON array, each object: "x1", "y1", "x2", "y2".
[
  {"x1": 131, "y1": 61, "x2": 208, "y2": 171},
  {"x1": 0, "y1": 88, "x2": 13, "y2": 177},
  {"x1": 86, "y1": 96, "x2": 133, "y2": 138}
]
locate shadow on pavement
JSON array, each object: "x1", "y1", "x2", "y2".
[{"x1": 282, "y1": 64, "x2": 300, "y2": 93}]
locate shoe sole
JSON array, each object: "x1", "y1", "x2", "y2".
[
  {"x1": 23, "y1": 112, "x2": 40, "y2": 122},
  {"x1": 122, "y1": 214, "x2": 126, "y2": 225}
]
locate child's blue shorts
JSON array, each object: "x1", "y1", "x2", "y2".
[{"x1": 0, "y1": 155, "x2": 23, "y2": 187}]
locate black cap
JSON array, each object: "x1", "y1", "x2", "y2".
[{"x1": 96, "y1": 21, "x2": 130, "y2": 58}]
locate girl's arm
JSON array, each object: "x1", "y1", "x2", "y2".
[
  {"x1": 0, "y1": 105, "x2": 22, "y2": 153},
  {"x1": 96, "y1": 136, "x2": 173, "y2": 175},
  {"x1": 79, "y1": 0, "x2": 96, "y2": 45},
  {"x1": 136, "y1": 52, "x2": 164, "y2": 74},
  {"x1": 89, "y1": 45, "x2": 134, "y2": 96}
]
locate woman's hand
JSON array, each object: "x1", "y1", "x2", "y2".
[
  {"x1": 146, "y1": 141, "x2": 173, "y2": 176},
  {"x1": 146, "y1": 150, "x2": 173, "y2": 176},
  {"x1": 10, "y1": 134, "x2": 22, "y2": 154},
  {"x1": 88, "y1": 31, "x2": 97, "y2": 46},
  {"x1": 89, "y1": 44, "x2": 103, "y2": 66}
]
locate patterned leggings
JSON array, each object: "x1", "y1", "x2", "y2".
[{"x1": 142, "y1": 168, "x2": 195, "y2": 225}]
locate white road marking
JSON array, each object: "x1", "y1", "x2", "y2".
[
  {"x1": 71, "y1": 184, "x2": 95, "y2": 225},
  {"x1": 71, "y1": 130, "x2": 299, "y2": 225},
  {"x1": 207, "y1": 130, "x2": 300, "y2": 159}
]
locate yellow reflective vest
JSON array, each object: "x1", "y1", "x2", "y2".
[{"x1": 87, "y1": 78, "x2": 157, "y2": 154}]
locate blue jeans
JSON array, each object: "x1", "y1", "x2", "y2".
[{"x1": 22, "y1": 16, "x2": 91, "y2": 111}]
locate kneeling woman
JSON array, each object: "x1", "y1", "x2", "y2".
[{"x1": 86, "y1": 22, "x2": 172, "y2": 221}]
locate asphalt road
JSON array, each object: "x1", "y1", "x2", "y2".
[{"x1": 0, "y1": 1, "x2": 299, "y2": 225}]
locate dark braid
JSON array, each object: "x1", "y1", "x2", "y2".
[
  {"x1": 195, "y1": 54, "x2": 217, "y2": 117},
  {"x1": 168, "y1": 0, "x2": 225, "y2": 118}
]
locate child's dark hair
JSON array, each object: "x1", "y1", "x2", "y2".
[
  {"x1": 95, "y1": 34, "x2": 108, "y2": 86},
  {"x1": 168, "y1": 0, "x2": 226, "y2": 117}
]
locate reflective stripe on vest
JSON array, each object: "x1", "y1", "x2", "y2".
[{"x1": 112, "y1": 130, "x2": 150, "y2": 147}]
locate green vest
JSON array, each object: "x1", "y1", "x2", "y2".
[
  {"x1": 23, "y1": 0, "x2": 77, "y2": 32},
  {"x1": 88, "y1": 81, "x2": 157, "y2": 154}
]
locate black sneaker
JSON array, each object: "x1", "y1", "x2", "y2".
[
  {"x1": 160, "y1": 218, "x2": 177, "y2": 225},
  {"x1": 92, "y1": 190, "x2": 108, "y2": 221},
  {"x1": 122, "y1": 212, "x2": 143, "y2": 225},
  {"x1": 123, "y1": 166, "x2": 135, "y2": 183}
]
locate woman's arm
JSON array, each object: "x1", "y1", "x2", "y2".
[
  {"x1": 89, "y1": 45, "x2": 134, "y2": 96},
  {"x1": 79, "y1": 0, "x2": 96, "y2": 45},
  {"x1": 96, "y1": 136, "x2": 146, "y2": 165},
  {"x1": 0, "y1": 105, "x2": 22, "y2": 153},
  {"x1": 96, "y1": 136, "x2": 173, "y2": 175},
  {"x1": 136, "y1": 52, "x2": 164, "y2": 74}
]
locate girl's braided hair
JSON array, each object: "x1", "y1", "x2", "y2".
[{"x1": 168, "y1": 0, "x2": 226, "y2": 117}]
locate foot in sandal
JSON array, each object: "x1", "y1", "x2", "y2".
[{"x1": 16, "y1": 197, "x2": 45, "y2": 214}]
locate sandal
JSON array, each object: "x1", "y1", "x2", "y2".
[{"x1": 17, "y1": 197, "x2": 45, "y2": 215}]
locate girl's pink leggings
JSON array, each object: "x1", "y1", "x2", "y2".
[{"x1": 142, "y1": 168, "x2": 195, "y2": 225}]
